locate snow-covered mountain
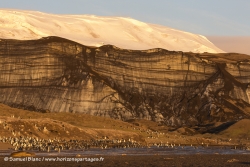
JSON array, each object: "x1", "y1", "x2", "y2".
[{"x1": 0, "y1": 9, "x2": 224, "y2": 53}]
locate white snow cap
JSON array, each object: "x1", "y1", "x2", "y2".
[{"x1": 0, "y1": 9, "x2": 224, "y2": 53}]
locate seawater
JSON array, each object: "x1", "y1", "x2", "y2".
[{"x1": 1, "y1": 146, "x2": 250, "y2": 156}]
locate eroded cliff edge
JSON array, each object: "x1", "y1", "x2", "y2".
[{"x1": 0, "y1": 36, "x2": 249, "y2": 126}]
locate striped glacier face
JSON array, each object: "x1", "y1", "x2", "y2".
[
  {"x1": 0, "y1": 9, "x2": 224, "y2": 53},
  {"x1": 0, "y1": 37, "x2": 249, "y2": 126}
]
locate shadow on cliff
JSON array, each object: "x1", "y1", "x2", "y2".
[{"x1": 199, "y1": 121, "x2": 237, "y2": 134}]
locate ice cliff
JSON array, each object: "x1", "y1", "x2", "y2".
[{"x1": 0, "y1": 37, "x2": 249, "y2": 126}]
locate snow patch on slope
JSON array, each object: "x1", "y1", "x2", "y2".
[{"x1": 0, "y1": 9, "x2": 224, "y2": 53}]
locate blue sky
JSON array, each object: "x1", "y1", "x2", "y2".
[{"x1": 1, "y1": 0, "x2": 250, "y2": 36}]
